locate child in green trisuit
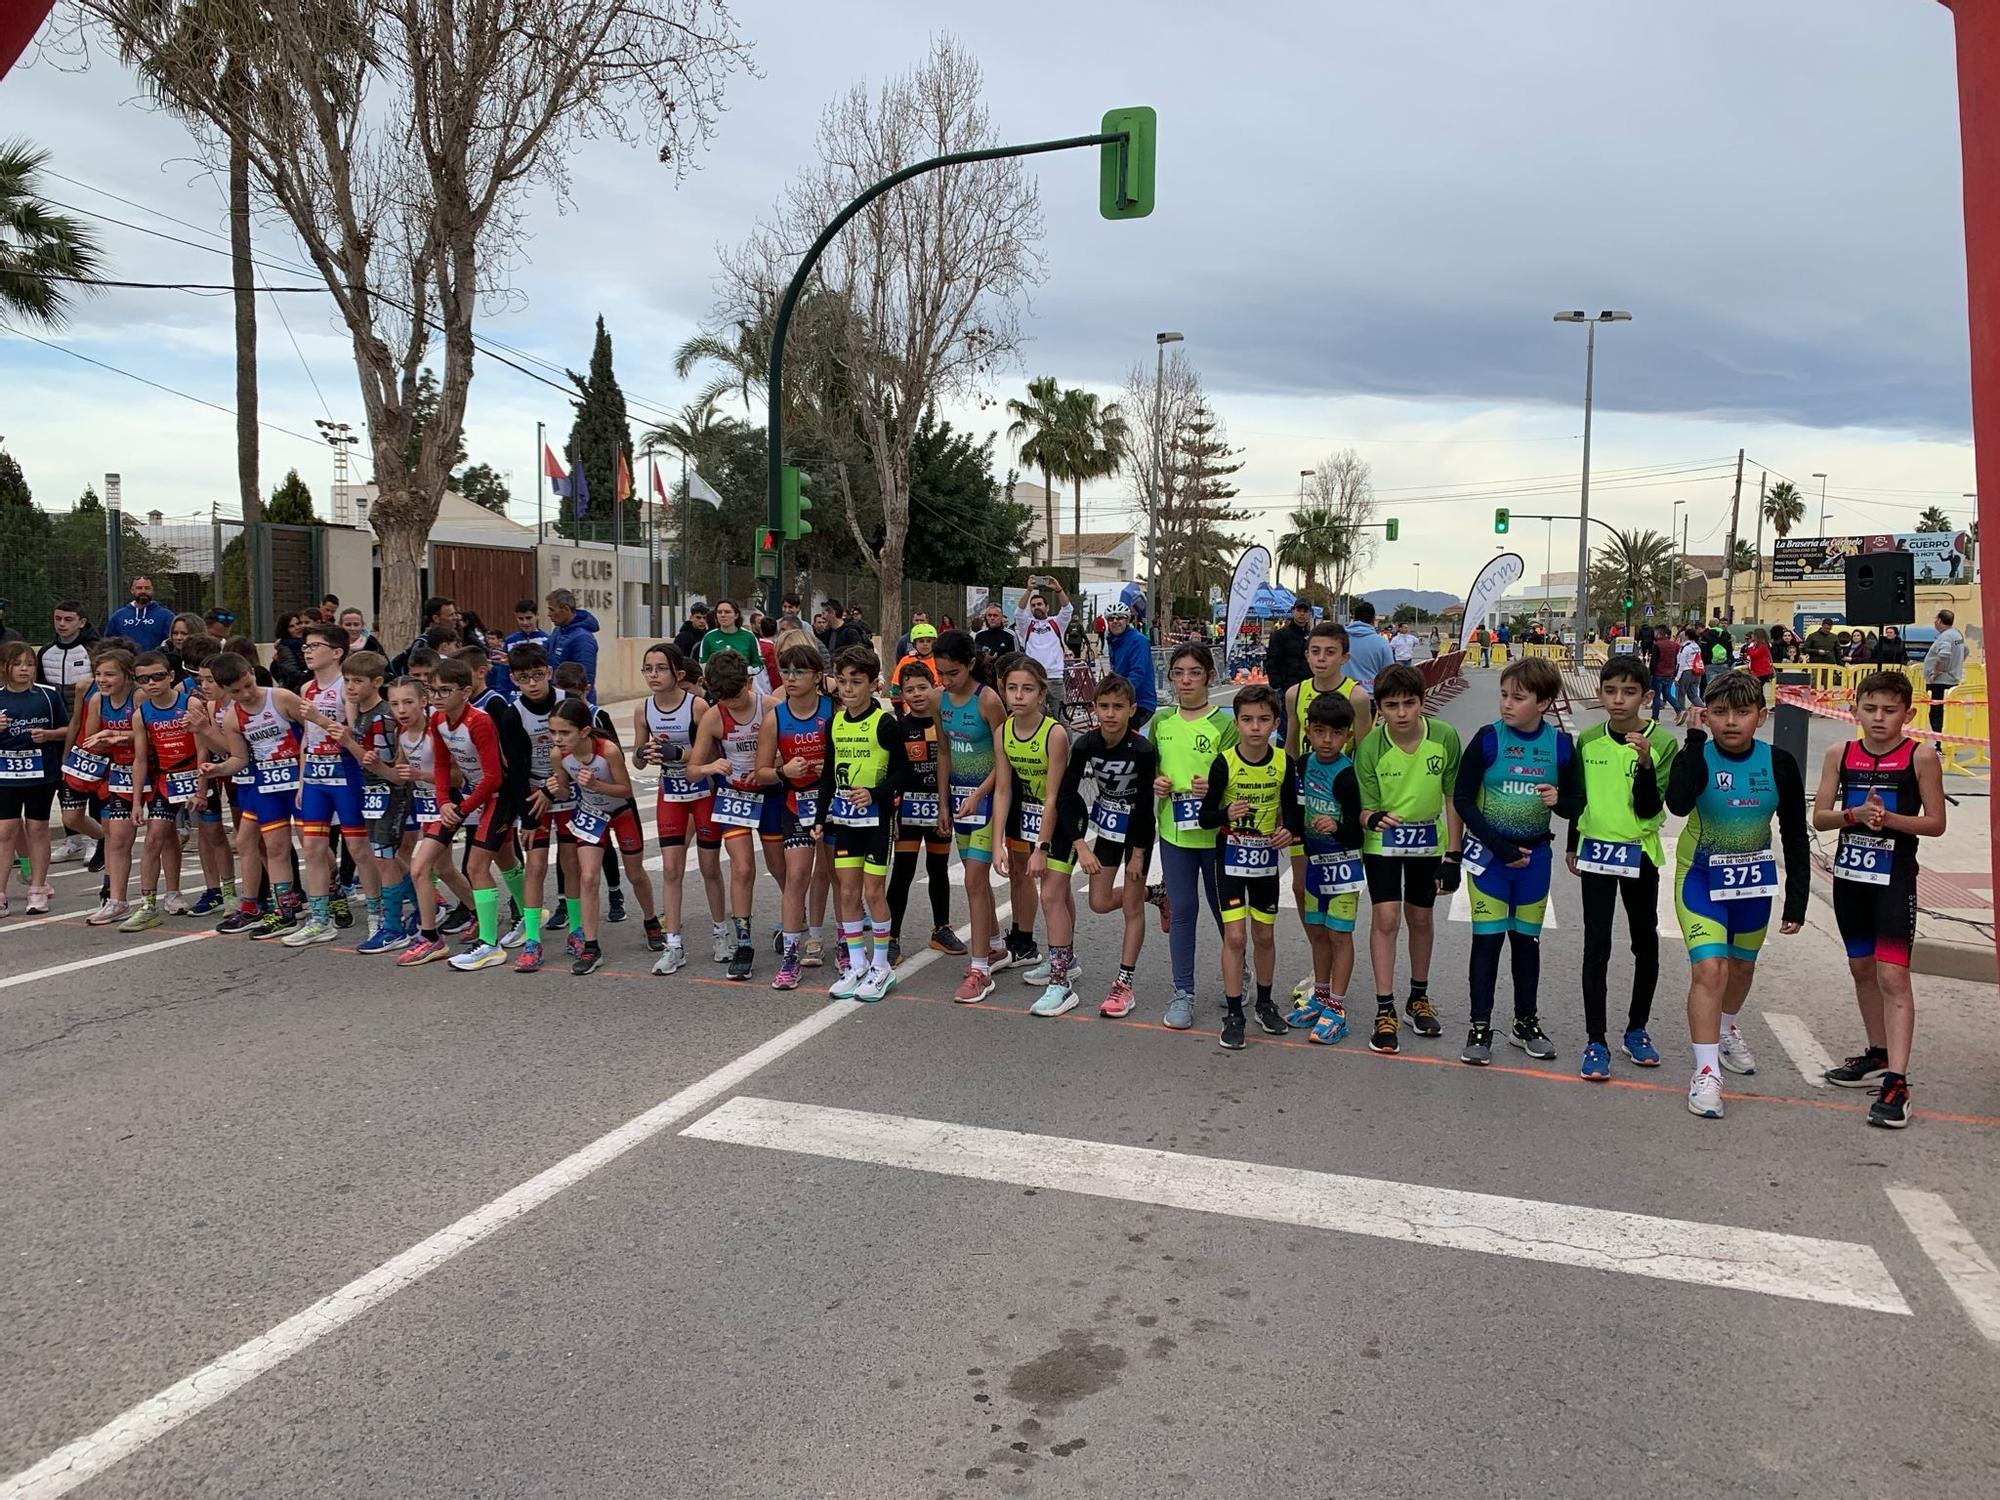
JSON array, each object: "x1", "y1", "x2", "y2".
[{"x1": 1286, "y1": 691, "x2": 1365, "y2": 1045}]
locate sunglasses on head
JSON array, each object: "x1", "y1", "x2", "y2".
[{"x1": 213, "y1": 612, "x2": 236, "y2": 625}]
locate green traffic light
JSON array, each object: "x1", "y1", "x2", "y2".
[
  {"x1": 1384, "y1": 517, "x2": 1399, "y2": 542},
  {"x1": 1099, "y1": 106, "x2": 1156, "y2": 220},
  {"x1": 1494, "y1": 507, "x2": 1511, "y2": 534},
  {"x1": 780, "y1": 464, "x2": 815, "y2": 540}
]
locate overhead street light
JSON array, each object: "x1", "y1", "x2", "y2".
[
  {"x1": 1553, "y1": 310, "x2": 1632, "y2": 634},
  {"x1": 1812, "y1": 472, "x2": 1830, "y2": 536}
]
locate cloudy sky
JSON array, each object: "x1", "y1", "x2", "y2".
[{"x1": 0, "y1": 0, "x2": 1978, "y2": 606}]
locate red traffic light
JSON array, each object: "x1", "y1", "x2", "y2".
[{"x1": 756, "y1": 528, "x2": 778, "y2": 552}]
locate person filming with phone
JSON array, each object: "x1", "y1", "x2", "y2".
[{"x1": 1014, "y1": 576, "x2": 1073, "y2": 710}]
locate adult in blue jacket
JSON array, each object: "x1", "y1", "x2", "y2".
[
  {"x1": 544, "y1": 588, "x2": 600, "y2": 687},
  {"x1": 105, "y1": 577, "x2": 172, "y2": 652},
  {"x1": 1102, "y1": 603, "x2": 1157, "y2": 724},
  {"x1": 1342, "y1": 599, "x2": 1394, "y2": 690}
]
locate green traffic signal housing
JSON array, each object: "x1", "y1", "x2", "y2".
[
  {"x1": 1384, "y1": 516, "x2": 1399, "y2": 542},
  {"x1": 780, "y1": 464, "x2": 814, "y2": 540},
  {"x1": 1494, "y1": 507, "x2": 1511, "y2": 534},
  {"x1": 1099, "y1": 107, "x2": 1156, "y2": 220}
]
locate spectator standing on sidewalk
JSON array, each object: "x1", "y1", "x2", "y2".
[
  {"x1": 1343, "y1": 600, "x2": 1394, "y2": 690},
  {"x1": 1921, "y1": 609, "x2": 1967, "y2": 734},
  {"x1": 1014, "y1": 576, "x2": 1073, "y2": 709}
]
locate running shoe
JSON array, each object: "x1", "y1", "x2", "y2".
[
  {"x1": 571, "y1": 944, "x2": 604, "y2": 976},
  {"x1": 929, "y1": 924, "x2": 967, "y2": 956},
  {"x1": 1405, "y1": 996, "x2": 1443, "y2": 1037},
  {"x1": 499, "y1": 919, "x2": 527, "y2": 950},
  {"x1": 1254, "y1": 998, "x2": 1289, "y2": 1037},
  {"x1": 886, "y1": 938, "x2": 902, "y2": 969},
  {"x1": 1218, "y1": 1006, "x2": 1247, "y2": 1051},
  {"x1": 514, "y1": 940, "x2": 544, "y2": 974},
  {"x1": 985, "y1": 942, "x2": 1017, "y2": 976},
  {"x1": 249, "y1": 907, "x2": 298, "y2": 941},
  {"x1": 282, "y1": 917, "x2": 337, "y2": 948},
  {"x1": 726, "y1": 944, "x2": 754, "y2": 981},
  {"x1": 1290, "y1": 974, "x2": 1316, "y2": 1006},
  {"x1": 1826, "y1": 1046, "x2": 1890, "y2": 1089},
  {"x1": 828, "y1": 965, "x2": 867, "y2": 1000},
  {"x1": 653, "y1": 944, "x2": 688, "y2": 977},
  {"x1": 1309, "y1": 1008, "x2": 1349, "y2": 1045},
  {"x1": 1099, "y1": 977, "x2": 1136, "y2": 1018},
  {"x1": 1687, "y1": 1066, "x2": 1725, "y2": 1119},
  {"x1": 1368, "y1": 1009, "x2": 1400, "y2": 1054},
  {"x1": 1021, "y1": 957, "x2": 1053, "y2": 986},
  {"x1": 24, "y1": 885, "x2": 52, "y2": 915},
  {"x1": 398, "y1": 935, "x2": 450, "y2": 966},
  {"x1": 86, "y1": 840, "x2": 105, "y2": 874},
  {"x1": 953, "y1": 966, "x2": 994, "y2": 1004},
  {"x1": 1287, "y1": 996, "x2": 1326, "y2": 1029},
  {"x1": 118, "y1": 899, "x2": 161, "y2": 933},
  {"x1": 1005, "y1": 931, "x2": 1039, "y2": 970},
  {"x1": 801, "y1": 936, "x2": 826, "y2": 968},
  {"x1": 606, "y1": 892, "x2": 627, "y2": 924},
  {"x1": 1030, "y1": 980, "x2": 1079, "y2": 1018},
  {"x1": 643, "y1": 917, "x2": 666, "y2": 953},
  {"x1": 450, "y1": 941, "x2": 506, "y2": 971},
  {"x1": 567, "y1": 931, "x2": 586, "y2": 960},
  {"x1": 1509, "y1": 1016, "x2": 1557, "y2": 1060},
  {"x1": 85, "y1": 898, "x2": 128, "y2": 927},
  {"x1": 50, "y1": 833, "x2": 86, "y2": 863},
  {"x1": 1868, "y1": 1074, "x2": 1912, "y2": 1129},
  {"x1": 1163, "y1": 990, "x2": 1196, "y2": 1031},
  {"x1": 711, "y1": 928, "x2": 735, "y2": 963},
  {"x1": 1718, "y1": 1026, "x2": 1758, "y2": 1075},
  {"x1": 1621, "y1": 1029, "x2": 1662, "y2": 1068},
  {"x1": 1461, "y1": 1024, "x2": 1494, "y2": 1066},
  {"x1": 1149, "y1": 882, "x2": 1171, "y2": 933},
  {"x1": 772, "y1": 924, "x2": 786, "y2": 956},
  {"x1": 357, "y1": 925, "x2": 410, "y2": 955},
  {"x1": 438, "y1": 903, "x2": 473, "y2": 936},
  {"x1": 771, "y1": 951, "x2": 803, "y2": 990},
  {"x1": 330, "y1": 894, "x2": 354, "y2": 930},
  {"x1": 855, "y1": 967, "x2": 897, "y2": 1003},
  {"x1": 160, "y1": 891, "x2": 191, "y2": 916},
  {"x1": 189, "y1": 888, "x2": 224, "y2": 917},
  {"x1": 1579, "y1": 1041, "x2": 1611, "y2": 1081},
  {"x1": 215, "y1": 907, "x2": 261, "y2": 935},
  {"x1": 545, "y1": 903, "x2": 568, "y2": 931}
]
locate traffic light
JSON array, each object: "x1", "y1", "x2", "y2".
[
  {"x1": 780, "y1": 464, "x2": 814, "y2": 540},
  {"x1": 1494, "y1": 507, "x2": 1510, "y2": 534},
  {"x1": 1384, "y1": 516, "x2": 1399, "y2": 542},
  {"x1": 755, "y1": 527, "x2": 779, "y2": 580},
  {"x1": 1099, "y1": 106, "x2": 1157, "y2": 220}
]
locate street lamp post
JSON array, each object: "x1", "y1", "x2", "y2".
[
  {"x1": 1671, "y1": 496, "x2": 1686, "y2": 622},
  {"x1": 1553, "y1": 310, "x2": 1632, "y2": 637},
  {"x1": 1813, "y1": 471, "x2": 1830, "y2": 536},
  {"x1": 1147, "y1": 331, "x2": 1183, "y2": 626},
  {"x1": 314, "y1": 418, "x2": 359, "y2": 525}
]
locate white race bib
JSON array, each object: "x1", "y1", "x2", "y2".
[
  {"x1": 62, "y1": 746, "x2": 108, "y2": 786},
  {"x1": 162, "y1": 767, "x2": 203, "y2": 805},
  {"x1": 362, "y1": 784, "x2": 392, "y2": 822},
  {"x1": 900, "y1": 791, "x2": 940, "y2": 828},
  {"x1": 1576, "y1": 837, "x2": 1643, "y2": 878},
  {"x1": 254, "y1": 759, "x2": 300, "y2": 794},
  {"x1": 828, "y1": 789, "x2": 877, "y2": 828},
  {"x1": 1169, "y1": 792, "x2": 1204, "y2": 833},
  {"x1": 304, "y1": 756, "x2": 346, "y2": 785},
  {"x1": 1305, "y1": 848, "x2": 1364, "y2": 896},
  {"x1": 1016, "y1": 799, "x2": 1044, "y2": 843},
  {"x1": 791, "y1": 790, "x2": 818, "y2": 826},
  {"x1": 1459, "y1": 833, "x2": 1491, "y2": 876},
  {"x1": 951, "y1": 783, "x2": 990, "y2": 832},
  {"x1": 711, "y1": 787, "x2": 764, "y2": 829},
  {"x1": 569, "y1": 804, "x2": 610, "y2": 845},
  {"x1": 1221, "y1": 833, "x2": 1281, "y2": 877},
  {"x1": 106, "y1": 764, "x2": 136, "y2": 797},
  {"x1": 1707, "y1": 849, "x2": 1777, "y2": 902},
  {"x1": 1833, "y1": 833, "x2": 1894, "y2": 887},
  {"x1": 657, "y1": 770, "x2": 706, "y2": 804},
  {"x1": 411, "y1": 790, "x2": 439, "y2": 823},
  {"x1": 1378, "y1": 819, "x2": 1440, "y2": 857},
  {"x1": 0, "y1": 747, "x2": 42, "y2": 781},
  {"x1": 1089, "y1": 798, "x2": 1132, "y2": 843}
]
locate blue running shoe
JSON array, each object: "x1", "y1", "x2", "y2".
[
  {"x1": 357, "y1": 925, "x2": 410, "y2": 955},
  {"x1": 1309, "y1": 1009, "x2": 1349, "y2": 1046},
  {"x1": 1621, "y1": 1029, "x2": 1661, "y2": 1068},
  {"x1": 190, "y1": 888, "x2": 225, "y2": 917},
  {"x1": 1286, "y1": 998, "x2": 1325, "y2": 1029},
  {"x1": 1580, "y1": 1041, "x2": 1611, "y2": 1080}
]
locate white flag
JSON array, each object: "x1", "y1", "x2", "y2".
[
  {"x1": 1223, "y1": 544, "x2": 1272, "y2": 667},
  {"x1": 689, "y1": 468, "x2": 724, "y2": 509},
  {"x1": 1461, "y1": 552, "x2": 1524, "y2": 635}
]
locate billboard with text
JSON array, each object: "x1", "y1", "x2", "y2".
[{"x1": 1770, "y1": 532, "x2": 1971, "y2": 585}]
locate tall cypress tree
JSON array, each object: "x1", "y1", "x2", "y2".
[{"x1": 562, "y1": 315, "x2": 632, "y2": 541}]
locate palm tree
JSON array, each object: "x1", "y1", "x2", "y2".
[
  {"x1": 1276, "y1": 506, "x2": 1345, "y2": 594},
  {"x1": 1589, "y1": 528, "x2": 1680, "y2": 627},
  {"x1": 0, "y1": 139, "x2": 104, "y2": 329},
  {"x1": 1005, "y1": 376, "x2": 1066, "y2": 564},
  {"x1": 1762, "y1": 479, "x2": 1806, "y2": 539},
  {"x1": 1046, "y1": 388, "x2": 1127, "y2": 575},
  {"x1": 1914, "y1": 505, "x2": 1953, "y2": 533},
  {"x1": 640, "y1": 395, "x2": 738, "y2": 463}
]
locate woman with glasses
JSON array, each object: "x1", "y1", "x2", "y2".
[{"x1": 271, "y1": 612, "x2": 310, "y2": 691}]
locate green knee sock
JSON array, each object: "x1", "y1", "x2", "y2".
[
  {"x1": 474, "y1": 886, "x2": 500, "y2": 945},
  {"x1": 500, "y1": 862, "x2": 526, "y2": 910},
  {"x1": 524, "y1": 903, "x2": 543, "y2": 943},
  {"x1": 566, "y1": 896, "x2": 582, "y2": 929}
]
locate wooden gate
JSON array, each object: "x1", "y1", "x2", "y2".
[{"x1": 431, "y1": 543, "x2": 537, "y2": 634}]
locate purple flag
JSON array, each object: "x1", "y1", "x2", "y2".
[{"x1": 571, "y1": 459, "x2": 591, "y2": 521}]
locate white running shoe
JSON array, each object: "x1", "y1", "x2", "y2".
[
  {"x1": 1030, "y1": 980, "x2": 1080, "y2": 1018},
  {"x1": 51, "y1": 835, "x2": 86, "y2": 864},
  {"x1": 828, "y1": 965, "x2": 868, "y2": 1000},
  {"x1": 855, "y1": 967, "x2": 897, "y2": 1002},
  {"x1": 499, "y1": 919, "x2": 527, "y2": 950},
  {"x1": 652, "y1": 944, "x2": 688, "y2": 976},
  {"x1": 282, "y1": 917, "x2": 337, "y2": 948},
  {"x1": 1687, "y1": 1066, "x2": 1725, "y2": 1119},
  {"x1": 449, "y1": 941, "x2": 508, "y2": 971},
  {"x1": 159, "y1": 890, "x2": 191, "y2": 916},
  {"x1": 85, "y1": 899, "x2": 128, "y2": 927},
  {"x1": 712, "y1": 927, "x2": 735, "y2": 963},
  {"x1": 1718, "y1": 1026, "x2": 1758, "y2": 1075}
]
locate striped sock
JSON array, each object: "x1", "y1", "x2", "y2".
[{"x1": 841, "y1": 921, "x2": 867, "y2": 970}]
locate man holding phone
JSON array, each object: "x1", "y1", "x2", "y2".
[{"x1": 1014, "y1": 576, "x2": 1073, "y2": 708}]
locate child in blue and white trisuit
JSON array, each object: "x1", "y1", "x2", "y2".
[{"x1": 1287, "y1": 691, "x2": 1366, "y2": 1045}]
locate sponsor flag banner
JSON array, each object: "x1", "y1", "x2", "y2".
[
  {"x1": 1224, "y1": 544, "x2": 1273, "y2": 666},
  {"x1": 1461, "y1": 552, "x2": 1524, "y2": 635}
]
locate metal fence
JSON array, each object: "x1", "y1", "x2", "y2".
[{"x1": 0, "y1": 510, "x2": 324, "y2": 642}]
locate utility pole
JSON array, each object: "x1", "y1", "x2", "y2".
[{"x1": 1720, "y1": 447, "x2": 1745, "y2": 623}]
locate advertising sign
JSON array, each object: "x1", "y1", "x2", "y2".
[
  {"x1": 1461, "y1": 552, "x2": 1524, "y2": 633},
  {"x1": 1223, "y1": 545, "x2": 1273, "y2": 666},
  {"x1": 1771, "y1": 532, "x2": 1972, "y2": 584}
]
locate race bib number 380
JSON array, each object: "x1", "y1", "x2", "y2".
[{"x1": 1221, "y1": 834, "x2": 1280, "y2": 877}]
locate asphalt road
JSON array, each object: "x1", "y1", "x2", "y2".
[{"x1": 4, "y1": 672, "x2": 1998, "y2": 1499}]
